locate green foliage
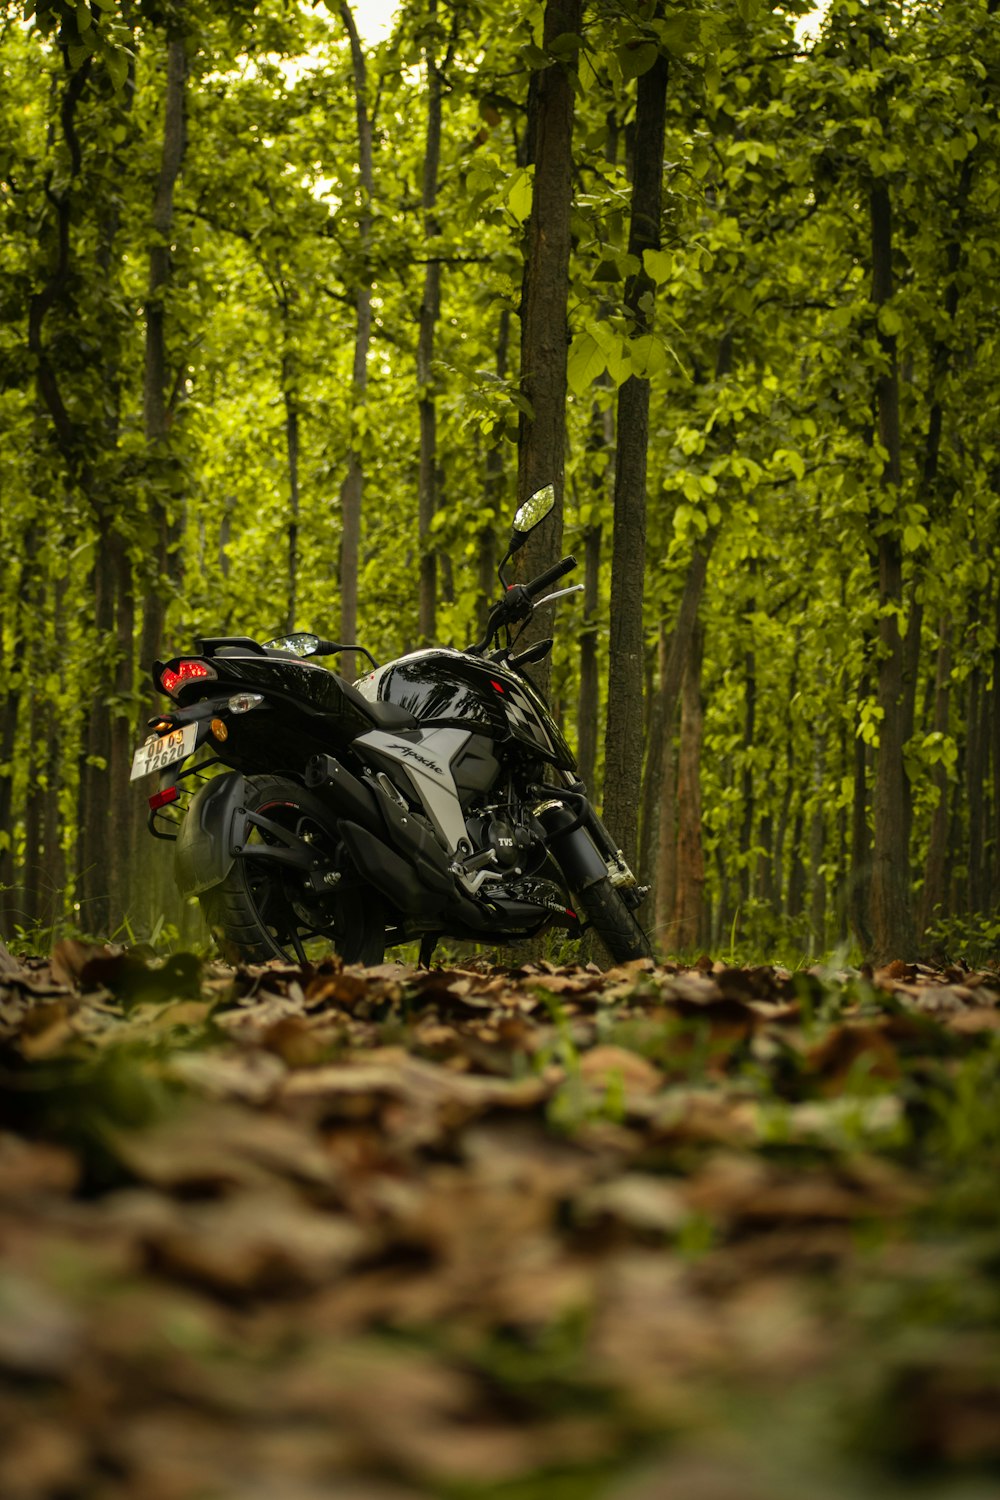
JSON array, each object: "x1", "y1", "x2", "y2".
[{"x1": 2, "y1": 0, "x2": 1000, "y2": 960}]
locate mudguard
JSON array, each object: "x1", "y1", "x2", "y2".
[{"x1": 174, "y1": 773, "x2": 247, "y2": 897}]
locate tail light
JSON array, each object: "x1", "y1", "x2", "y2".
[{"x1": 159, "y1": 660, "x2": 217, "y2": 697}]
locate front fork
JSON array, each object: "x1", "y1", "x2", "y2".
[{"x1": 530, "y1": 775, "x2": 648, "y2": 910}]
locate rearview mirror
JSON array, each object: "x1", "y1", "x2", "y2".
[
  {"x1": 509, "y1": 484, "x2": 555, "y2": 556},
  {"x1": 263, "y1": 632, "x2": 320, "y2": 657}
]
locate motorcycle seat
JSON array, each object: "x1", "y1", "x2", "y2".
[{"x1": 338, "y1": 677, "x2": 418, "y2": 732}]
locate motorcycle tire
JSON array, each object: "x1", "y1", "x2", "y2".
[
  {"x1": 576, "y1": 876, "x2": 653, "y2": 965},
  {"x1": 200, "y1": 774, "x2": 386, "y2": 967}
]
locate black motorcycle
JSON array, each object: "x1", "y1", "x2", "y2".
[{"x1": 132, "y1": 486, "x2": 651, "y2": 967}]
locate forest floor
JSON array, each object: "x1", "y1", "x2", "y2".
[{"x1": 2, "y1": 941, "x2": 1000, "y2": 1500}]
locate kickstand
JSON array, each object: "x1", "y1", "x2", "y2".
[{"x1": 418, "y1": 933, "x2": 439, "y2": 968}]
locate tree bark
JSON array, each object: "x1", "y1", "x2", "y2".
[
  {"x1": 476, "y1": 308, "x2": 510, "y2": 637},
  {"x1": 639, "y1": 531, "x2": 716, "y2": 896},
  {"x1": 282, "y1": 345, "x2": 300, "y2": 633},
  {"x1": 850, "y1": 672, "x2": 874, "y2": 953},
  {"x1": 994, "y1": 590, "x2": 1000, "y2": 905},
  {"x1": 966, "y1": 661, "x2": 988, "y2": 914},
  {"x1": 920, "y1": 619, "x2": 952, "y2": 932},
  {"x1": 654, "y1": 737, "x2": 677, "y2": 948},
  {"x1": 673, "y1": 625, "x2": 705, "y2": 950},
  {"x1": 513, "y1": 0, "x2": 582, "y2": 689},
  {"x1": 577, "y1": 522, "x2": 603, "y2": 793},
  {"x1": 417, "y1": 1, "x2": 443, "y2": 643},
  {"x1": 140, "y1": 30, "x2": 188, "y2": 676},
  {"x1": 602, "y1": 49, "x2": 669, "y2": 868},
  {"x1": 337, "y1": 0, "x2": 374, "y2": 680},
  {"x1": 868, "y1": 170, "x2": 916, "y2": 963}
]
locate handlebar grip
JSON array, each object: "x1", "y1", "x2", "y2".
[{"x1": 524, "y1": 555, "x2": 577, "y2": 599}]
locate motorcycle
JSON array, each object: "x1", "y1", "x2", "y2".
[{"x1": 131, "y1": 486, "x2": 651, "y2": 967}]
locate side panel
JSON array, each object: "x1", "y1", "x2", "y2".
[{"x1": 353, "y1": 726, "x2": 471, "y2": 852}]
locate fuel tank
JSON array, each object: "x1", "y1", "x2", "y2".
[{"x1": 356, "y1": 648, "x2": 576, "y2": 771}]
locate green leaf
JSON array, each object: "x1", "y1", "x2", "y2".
[
  {"x1": 617, "y1": 41, "x2": 658, "y2": 82},
  {"x1": 642, "y1": 248, "x2": 673, "y2": 285},
  {"x1": 503, "y1": 168, "x2": 533, "y2": 224},
  {"x1": 877, "y1": 305, "x2": 903, "y2": 337},
  {"x1": 567, "y1": 331, "x2": 607, "y2": 396},
  {"x1": 628, "y1": 334, "x2": 667, "y2": 378}
]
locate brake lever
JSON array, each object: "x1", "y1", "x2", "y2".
[{"x1": 531, "y1": 583, "x2": 585, "y2": 610}]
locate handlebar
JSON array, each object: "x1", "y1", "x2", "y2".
[
  {"x1": 466, "y1": 554, "x2": 578, "y2": 655},
  {"x1": 524, "y1": 555, "x2": 577, "y2": 599}
]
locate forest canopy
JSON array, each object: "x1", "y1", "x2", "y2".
[{"x1": 1, "y1": 0, "x2": 998, "y2": 965}]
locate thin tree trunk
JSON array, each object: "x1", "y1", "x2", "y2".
[
  {"x1": 757, "y1": 810, "x2": 775, "y2": 911},
  {"x1": 477, "y1": 308, "x2": 509, "y2": 636},
  {"x1": 282, "y1": 344, "x2": 300, "y2": 633},
  {"x1": 868, "y1": 169, "x2": 916, "y2": 963},
  {"x1": 967, "y1": 663, "x2": 988, "y2": 913},
  {"x1": 417, "y1": 1, "x2": 443, "y2": 643},
  {"x1": 79, "y1": 540, "x2": 116, "y2": 934},
  {"x1": 809, "y1": 730, "x2": 827, "y2": 949},
  {"x1": 513, "y1": 0, "x2": 582, "y2": 688},
  {"x1": 674, "y1": 625, "x2": 705, "y2": 950},
  {"x1": 140, "y1": 29, "x2": 188, "y2": 675},
  {"x1": 740, "y1": 652, "x2": 757, "y2": 905},
  {"x1": 786, "y1": 807, "x2": 806, "y2": 920},
  {"x1": 654, "y1": 739, "x2": 677, "y2": 948},
  {"x1": 921, "y1": 618, "x2": 952, "y2": 932},
  {"x1": 337, "y1": 0, "x2": 373, "y2": 681},
  {"x1": 108, "y1": 529, "x2": 134, "y2": 922},
  {"x1": 850, "y1": 672, "x2": 874, "y2": 953},
  {"x1": 639, "y1": 531, "x2": 716, "y2": 894},
  {"x1": 577, "y1": 521, "x2": 603, "y2": 793},
  {"x1": 994, "y1": 591, "x2": 1000, "y2": 904},
  {"x1": 602, "y1": 49, "x2": 669, "y2": 868}
]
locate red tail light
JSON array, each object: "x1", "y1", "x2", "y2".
[
  {"x1": 149, "y1": 786, "x2": 179, "y2": 811},
  {"x1": 160, "y1": 660, "x2": 217, "y2": 697}
]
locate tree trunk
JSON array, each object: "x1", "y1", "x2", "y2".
[
  {"x1": 282, "y1": 344, "x2": 300, "y2": 633},
  {"x1": 967, "y1": 662, "x2": 988, "y2": 914},
  {"x1": 920, "y1": 618, "x2": 952, "y2": 932},
  {"x1": 576, "y1": 523, "x2": 603, "y2": 793},
  {"x1": 337, "y1": 0, "x2": 373, "y2": 681},
  {"x1": 140, "y1": 29, "x2": 188, "y2": 676},
  {"x1": 477, "y1": 308, "x2": 509, "y2": 637},
  {"x1": 513, "y1": 0, "x2": 582, "y2": 688},
  {"x1": 639, "y1": 531, "x2": 716, "y2": 895},
  {"x1": 850, "y1": 672, "x2": 874, "y2": 953},
  {"x1": 602, "y1": 49, "x2": 669, "y2": 868},
  {"x1": 107, "y1": 528, "x2": 135, "y2": 923},
  {"x1": 809, "y1": 731, "x2": 827, "y2": 948},
  {"x1": 417, "y1": 2, "x2": 443, "y2": 643},
  {"x1": 673, "y1": 625, "x2": 705, "y2": 950},
  {"x1": 994, "y1": 591, "x2": 1000, "y2": 906},
  {"x1": 654, "y1": 739, "x2": 677, "y2": 948},
  {"x1": 868, "y1": 171, "x2": 916, "y2": 963},
  {"x1": 78, "y1": 540, "x2": 116, "y2": 934}
]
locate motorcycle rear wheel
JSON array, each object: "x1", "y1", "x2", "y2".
[
  {"x1": 200, "y1": 775, "x2": 386, "y2": 966},
  {"x1": 577, "y1": 876, "x2": 653, "y2": 965}
]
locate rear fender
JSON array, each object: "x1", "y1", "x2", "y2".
[{"x1": 174, "y1": 773, "x2": 247, "y2": 897}]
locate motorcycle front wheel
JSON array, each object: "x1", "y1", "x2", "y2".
[
  {"x1": 200, "y1": 774, "x2": 386, "y2": 966},
  {"x1": 576, "y1": 876, "x2": 653, "y2": 965}
]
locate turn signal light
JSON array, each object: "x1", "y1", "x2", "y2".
[
  {"x1": 228, "y1": 692, "x2": 264, "y2": 713},
  {"x1": 160, "y1": 660, "x2": 217, "y2": 696}
]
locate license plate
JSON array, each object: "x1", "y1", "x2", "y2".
[{"x1": 130, "y1": 722, "x2": 198, "y2": 781}]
